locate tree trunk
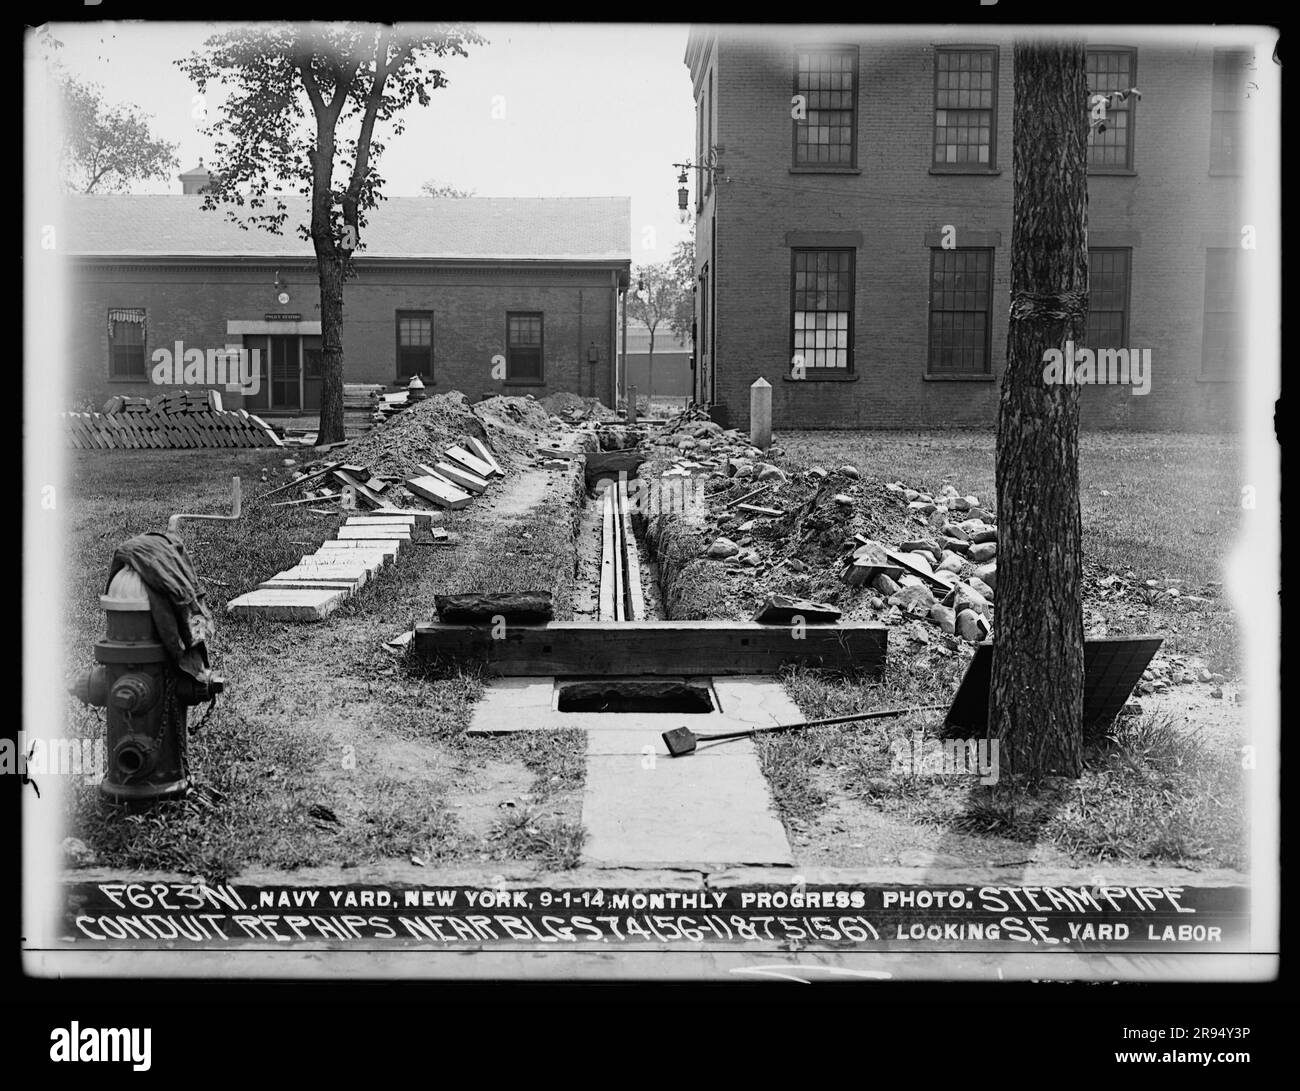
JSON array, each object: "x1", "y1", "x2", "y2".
[
  {"x1": 990, "y1": 41, "x2": 1090, "y2": 780},
  {"x1": 314, "y1": 249, "x2": 347, "y2": 445}
]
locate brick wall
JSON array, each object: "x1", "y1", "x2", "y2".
[
  {"x1": 690, "y1": 31, "x2": 1248, "y2": 432},
  {"x1": 70, "y1": 261, "x2": 622, "y2": 411}
]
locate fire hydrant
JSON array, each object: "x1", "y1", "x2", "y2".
[{"x1": 70, "y1": 566, "x2": 223, "y2": 803}]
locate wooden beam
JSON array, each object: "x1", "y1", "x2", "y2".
[
  {"x1": 404, "y1": 474, "x2": 472, "y2": 509},
  {"x1": 598, "y1": 486, "x2": 618, "y2": 620},
  {"x1": 464, "y1": 436, "x2": 505, "y2": 477},
  {"x1": 619, "y1": 483, "x2": 646, "y2": 621},
  {"x1": 412, "y1": 621, "x2": 888, "y2": 677},
  {"x1": 444, "y1": 445, "x2": 496, "y2": 480}
]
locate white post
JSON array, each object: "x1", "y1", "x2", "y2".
[{"x1": 750, "y1": 376, "x2": 772, "y2": 450}]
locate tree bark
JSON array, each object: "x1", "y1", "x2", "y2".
[
  {"x1": 315, "y1": 251, "x2": 346, "y2": 445},
  {"x1": 990, "y1": 41, "x2": 1090, "y2": 780}
]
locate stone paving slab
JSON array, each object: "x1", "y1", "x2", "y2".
[
  {"x1": 314, "y1": 540, "x2": 400, "y2": 561},
  {"x1": 336, "y1": 524, "x2": 411, "y2": 540},
  {"x1": 226, "y1": 586, "x2": 351, "y2": 620},
  {"x1": 467, "y1": 674, "x2": 803, "y2": 736},
  {"x1": 582, "y1": 731, "x2": 794, "y2": 870}
]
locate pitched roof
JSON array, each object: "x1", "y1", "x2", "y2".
[{"x1": 61, "y1": 195, "x2": 632, "y2": 263}]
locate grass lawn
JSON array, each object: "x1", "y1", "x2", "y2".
[
  {"x1": 62, "y1": 449, "x2": 588, "y2": 880},
  {"x1": 646, "y1": 428, "x2": 1248, "y2": 871}
]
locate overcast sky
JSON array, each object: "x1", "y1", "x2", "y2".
[{"x1": 43, "y1": 21, "x2": 696, "y2": 265}]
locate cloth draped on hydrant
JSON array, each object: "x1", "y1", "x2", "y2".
[{"x1": 107, "y1": 531, "x2": 215, "y2": 682}]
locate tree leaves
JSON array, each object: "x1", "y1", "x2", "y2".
[{"x1": 59, "y1": 76, "x2": 179, "y2": 194}]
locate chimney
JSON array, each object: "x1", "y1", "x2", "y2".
[{"x1": 178, "y1": 158, "x2": 217, "y2": 195}]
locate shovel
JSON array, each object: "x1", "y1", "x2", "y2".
[{"x1": 662, "y1": 705, "x2": 949, "y2": 757}]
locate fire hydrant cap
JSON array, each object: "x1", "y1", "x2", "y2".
[{"x1": 100, "y1": 567, "x2": 152, "y2": 611}]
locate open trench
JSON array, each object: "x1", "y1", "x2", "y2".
[{"x1": 469, "y1": 437, "x2": 797, "y2": 871}]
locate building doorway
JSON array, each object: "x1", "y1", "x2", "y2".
[{"x1": 243, "y1": 334, "x2": 323, "y2": 413}]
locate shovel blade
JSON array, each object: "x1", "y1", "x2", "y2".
[{"x1": 662, "y1": 726, "x2": 697, "y2": 757}]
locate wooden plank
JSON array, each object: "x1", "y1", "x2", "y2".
[
  {"x1": 413, "y1": 621, "x2": 889, "y2": 677},
  {"x1": 619, "y1": 484, "x2": 646, "y2": 621},
  {"x1": 434, "y1": 592, "x2": 554, "y2": 624},
  {"x1": 430, "y1": 461, "x2": 488, "y2": 494},
  {"x1": 404, "y1": 474, "x2": 472, "y2": 510},
  {"x1": 443, "y1": 445, "x2": 495, "y2": 480},
  {"x1": 463, "y1": 436, "x2": 505, "y2": 477},
  {"x1": 598, "y1": 486, "x2": 618, "y2": 621},
  {"x1": 736, "y1": 504, "x2": 785, "y2": 517},
  {"x1": 332, "y1": 470, "x2": 387, "y2": 509}
]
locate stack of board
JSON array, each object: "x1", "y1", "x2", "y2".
[
  {"x1": 403, "y1": 437, "x2": 504, "y2": 510},
  {"x1": 226, "y1": 511, "x2": 450, "y2": 621},
  {"x1": 64, "y1": 406, "x2": 283, "y2": 449}
]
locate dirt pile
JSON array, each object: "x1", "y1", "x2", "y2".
[
  {"x1": 335, "y1": 391, "x2": 550, "y2": 481},
  {"x1": 540, "y1": 391, "x2": 619, "y2": 422}
]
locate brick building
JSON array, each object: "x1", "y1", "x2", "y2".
[
  {"x1": 65, "y1": 181, "x2": 631, "y2": 413},
  {"x1": 684, "y1": 28, "x2": 1256, "y2": 430}
]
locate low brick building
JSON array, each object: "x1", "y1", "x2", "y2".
[
  {"x1": 65, "y1": 183, "x2": 631, "y2": 413},
  {"x1": 685, "y1": 28, "x2": 1258, "y2": 430}
]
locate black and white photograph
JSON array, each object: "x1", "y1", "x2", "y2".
[{"x1": 16, "y1": 8, "x2": 1284, "y2": 1058}]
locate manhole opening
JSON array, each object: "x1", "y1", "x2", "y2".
[{"x1": 556, "y1": 680, "x2": 714, "y2": 714}]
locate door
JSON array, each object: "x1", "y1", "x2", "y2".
[
  {"x1": 269, "y1": 335, "x2": 300, "y2": 411},
  {"x1": 302, "y1": 335, "x2": 322, "y2": 412}
]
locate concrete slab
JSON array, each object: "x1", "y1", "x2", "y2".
[
  {"x1": 295, "y1": 553, "x2": 389, "y2": 576},
  {"x1": 464, "y1": 674, "x2": 799, "y2": 869},
  {"x1": 467, "y1": 674, "x2": 803, "y2": 736},
  {"x1": 260, "y1": 577, "x2": 360, "y2": 591},
  {"x1": 345, "y1": 515, "x2": 417, "y2": 526},
  {"x1": 226, "y1": 586, "x2": 351, "y2": 620},
  {"x1": 336, "y1": 525, "x2": 411, "y2": 540},
  {"x1": 314, "y1": 540, "x2": 400, "y2": 560},
  {"x1": 582, "y1": 735, "x2": 793, "y2": 869}
]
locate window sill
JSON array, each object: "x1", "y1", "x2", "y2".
[
  {"x1": 108, "y1": 375, "x2": 151, "y2": 383},
  {"x1": 1089, "y1": 168, "x2": 1138, "y2": 176},
  {"x1": 789, "y1": 166, "x2": 861, "y2": 175},
  {"x1": 502, "y1": 379, "x2": 546, "y2": 387},
  {"x1": 923, "y1": 372, "x2": 996, "y2": 382},
  {"x1": 782, "y1": 372, "x2": 859, "y2": 382},
  {"x1": 928, "y1": 167, "x2": 1001, "y2": 176}
]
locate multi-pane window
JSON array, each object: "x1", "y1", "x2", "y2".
[
  {"x1": 395, "y1": 311, "x2": 433, "y2": 379},
  {"x1": 1210, "y1": 50, "x2": 1250, "y2": 172},
  {"x1": 507, "y1": 313, "x2": 544, "y2": 381},
  {"x1": 791, "y1": 249, "x2": 853, "y2": 371},
  {"x1": 928, "y1": 249, "x2": 993, "y2": 374},
  {"x1": 933, "y1": 48, "x2": 997, "y2": 168},
  {"x1": 1202, "y1": 249, "x2": 1242, "y2": 378},
  {"x1": 107, "y1": 308, "x2": 146, "y2": 378},
  {"x1": 793, "y1": 47, "x2": 858, "y2": 168},
  {"x1": 1087, "y1": 49, "x2": 1137, "y2": 170},
  {"x1": 1085, "y1": 249, "x2": 1131, "y2": 348}
]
